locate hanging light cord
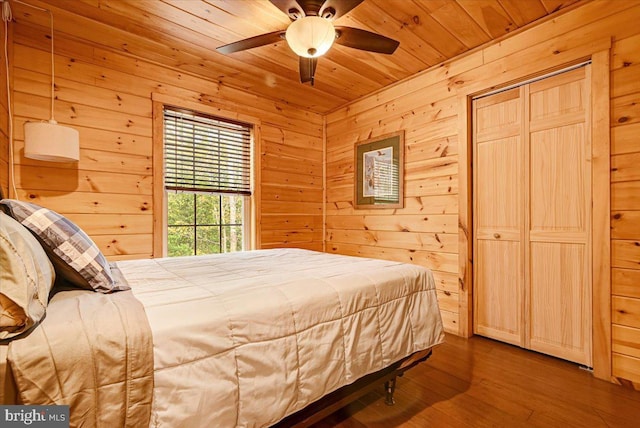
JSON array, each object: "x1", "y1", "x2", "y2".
[
  {"x1": 13, "y1": 0, "x2": 55, "y2": 122},
  {"x1": 1, "y1": 0, "x2": 56, "y2": 199},
  {"x1": 1, "y1": 0, "x2": 17, "y2": 198}
]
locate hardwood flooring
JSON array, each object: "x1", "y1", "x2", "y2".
[{"x1": 311, "y1": 334, "x2": 640, "y2": 427}]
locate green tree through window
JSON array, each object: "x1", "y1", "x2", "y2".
[{"x1": 167, "y1": 192, "x2": 244, "y2": 256}]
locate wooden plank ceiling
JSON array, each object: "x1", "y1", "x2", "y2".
[{"x1": 14, "y1": 0, "x2": 584, "y2": 114}]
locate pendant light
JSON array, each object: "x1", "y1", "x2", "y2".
[{"x1": 23, "y1": 3, "x2": 79, "y2": 162}]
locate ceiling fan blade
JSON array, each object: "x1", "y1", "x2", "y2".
[
  {"x1": 334, "y1": 26, "x2": 399, "y2": 54},
  {"x1": 217, "y1": 31, "x2": 286, "y2": 54},
  {"x1": 299, "y1": 56, "x2": 318, "y2": 86},
  {"x1": 268, "y1": 0, "x2": 305, "y2": 19},
  {"x1": 319, "y1": 0, "x2": 364, "y2": 20}
]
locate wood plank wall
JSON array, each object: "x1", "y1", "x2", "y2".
[
  {"x1": 0, "y1": 21, "x2": 8, "y2": 197},
  {"x1": 2, "y1": 0, "x2": 639, "y2": 389},
  {"x1": 5, "y1": 13, "x2": 323, "y2": 259},
  {"x1": 325, "y1": 1, "x2": 640, "y2": 387},
  {"x1": 610, "y1": 18, "x2": 640, "y2": 388}
]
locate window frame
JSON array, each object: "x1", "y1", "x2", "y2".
[{"x1": 152, "y1": 96, "x2": 260, "y2": 258}]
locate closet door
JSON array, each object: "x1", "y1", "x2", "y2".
[
  {"x1": 527, "y1": 67, "x2": 592, "y2": 365},
  {"x1": 473, "y1": 88, "x2": 524, "y2": 346}
]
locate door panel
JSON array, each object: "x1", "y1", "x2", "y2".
[
  {"x1": 476, "y1": 240, "x2": 522, "y2": 345},
  {"x1": 476, "y1": 136, "x2": 520, "y2": 231},
  {"x1": 527, "y1": 67, "x2": 591, "y2": 365},
  {"x1": 473, "y1": 87, "x2": 524, "y2": 345},
  {"x1": 529, "y1": 242, "x2": 591, "y2": 365},
  {"x1": 530, "y1": 124, "x2": 587, "y2": 234},
  {"x1": 529, "y1": 67, "x2": 586, "y2": 123}
]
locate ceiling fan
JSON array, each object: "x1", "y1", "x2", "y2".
[{"x1": 216, "y1": 0, "x2": 400, "y2": 86}]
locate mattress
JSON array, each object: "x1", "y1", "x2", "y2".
[{"x1": 116, "y1": 248, "x2": 445, "y2": 427}]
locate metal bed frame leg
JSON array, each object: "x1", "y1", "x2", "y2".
[{"x1": 384, "y1": 376, "x2": 397, "y2": 406}]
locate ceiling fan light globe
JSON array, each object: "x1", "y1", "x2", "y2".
[{"x1": 286, "y1": 16, "x2": 335, "y2": 58}]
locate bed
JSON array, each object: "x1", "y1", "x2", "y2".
[{"x1": 0, "y1": 199, "x2": 445, "y2": 427}]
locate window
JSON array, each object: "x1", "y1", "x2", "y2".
[{"x1": 163, "y1": 107, "x2": 251, "y2": 257}]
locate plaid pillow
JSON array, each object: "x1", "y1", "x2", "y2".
[{"x1": 0, "y1": 199, "x2": 129, "y2": 293}]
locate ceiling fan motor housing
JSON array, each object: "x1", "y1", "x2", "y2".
[{"x1": 292, "y1": 0, "x2": 326, "y2": 18}]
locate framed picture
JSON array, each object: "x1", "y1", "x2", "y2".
[{"x1": 354, "y1": 131, "x2": 404, "y2": 209}]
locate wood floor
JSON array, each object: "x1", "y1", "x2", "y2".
[{"x1": 311, "y1": 334, "x2": 640, "y2": 427}]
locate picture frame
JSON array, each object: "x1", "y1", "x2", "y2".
[{"x1": 354, "y1": 131, "x2": 404, "y2": 209}]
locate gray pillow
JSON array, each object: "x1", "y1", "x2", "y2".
[
  {"x1": 0, "y1": 212, "x2": 55, "y2": 339},
  {"x1": 0, "y1": 199, "x2": 128, "y2": 293}
]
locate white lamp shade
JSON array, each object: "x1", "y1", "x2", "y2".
[
  {"x1": 286, "y1": 16, "x2": 335, "y2": 58},
  {"x1": 24, "y1": 121, "x2": 80, "y2": 162}
]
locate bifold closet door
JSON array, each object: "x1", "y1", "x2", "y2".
[
  {"x1": 527, "y1": 67, "x2": 592, "y2": 366},
  {"x1": 473, "y1": 66, "x2": 592, "y2": 365},
  {"x1": 473, "y1": 88, "x2": 524, "y2": 347}
]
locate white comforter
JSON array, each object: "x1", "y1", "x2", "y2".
[{"x1": 115, "y1": 249, "x2": 444, "y2": 428}]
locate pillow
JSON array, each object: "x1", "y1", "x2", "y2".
[
  {"x1": 0, "y1": 212, "x2": 55, "y2": 339},
  {"x1": 0, "y1": 199, "x2": 128, "y2": 293}
]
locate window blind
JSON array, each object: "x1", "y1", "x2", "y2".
[{"x1": 164, "y1": 108, "x2": 252, "y2": 195}]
